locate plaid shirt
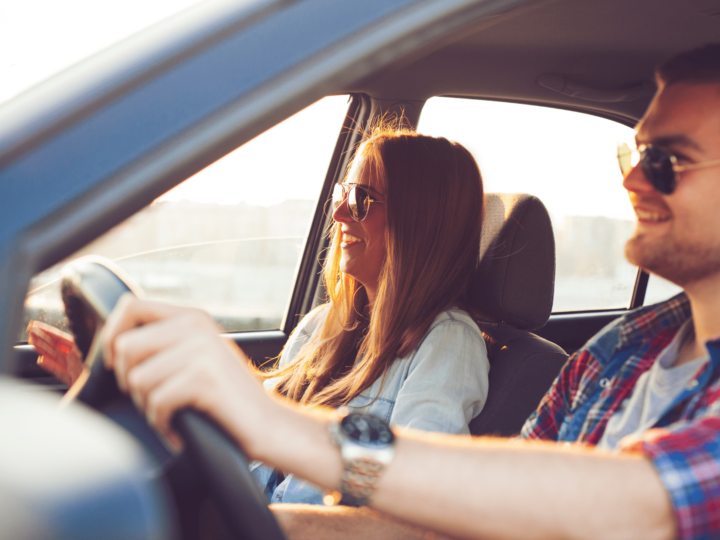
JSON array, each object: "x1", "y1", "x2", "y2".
[{"x1": 521, "y1": 293, "x2": 720, "y2": 540}]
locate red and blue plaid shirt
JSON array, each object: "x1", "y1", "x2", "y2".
[{"x1": 521, "y1": 293, "x2": 720, "y2": 540}]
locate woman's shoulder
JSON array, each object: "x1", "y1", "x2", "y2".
[
  {"x1": 407, "y1": 306, "x2": 486, "y2": 360},
  {"x1": 427, "y1": 307, "x2": 483, "y2": 338},
  {"x1": 294, "y1": 303, "x2": 330, "y2": 336}
]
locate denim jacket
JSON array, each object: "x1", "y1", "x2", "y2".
[{"x1": 252, "y1": 305, "x2": 489, "y2": 505}]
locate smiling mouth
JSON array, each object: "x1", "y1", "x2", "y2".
[
  {"x1": 341, "y1": 233, "x2": 363, "y2": 246},
  {"x1": 635, "y1": 208, "x2": 671, "y2": 223}
]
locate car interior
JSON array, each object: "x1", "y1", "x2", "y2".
[
  {"x1": 3, "y1": 0, "x2": 720, "y2": 537},
  {"x1": 469, "y1": 193, "x2": 566, "y2": 437},
  {"x1": 13, "y1": 0, "x2": 718, "y2": 416}
]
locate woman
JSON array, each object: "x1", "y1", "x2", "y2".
[
  {"x1": 248, "y1": 127, "x2": 490, "y2": 504},
  {"x1": 30, "y1": 126, "x2": 490, "y2": 505}
]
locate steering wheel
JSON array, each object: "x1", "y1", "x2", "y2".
[{"x1": 58, "y1": 256, "x2": 287, "y2": 540}]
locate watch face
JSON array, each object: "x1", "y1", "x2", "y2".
[{"x1": 341, "y1": 413, "x2": 395, "y2": 447}]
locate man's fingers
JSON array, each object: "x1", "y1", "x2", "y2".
[
  {"x1": 97, "y1": 297, "x2": 260, "y2": 456},
  {"x1": 101, "y1": 294, "x2": 153, "y2": 366},
  {"x1": 124, "y1": 339, "x2": 199, "y2": 409},
  {"x1": 144, "y1": 366, "x2": 202, "y2": 437},
  {"x1": 101, "y1": 295, "x2": 213, "y2": 369},
  {"x1": 111, "y1": 309, "x2": 217, "y2": 391}
]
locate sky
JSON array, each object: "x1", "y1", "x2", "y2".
[
  {"x1": 0, "y1": 0, "x2": 206, "y2": 103},
  {"x1": 419, "y1": 98, "x2": 637, "y2": 221},
  {"x1": 2, "y1": 0, "x2": 638, "y2": 219}
]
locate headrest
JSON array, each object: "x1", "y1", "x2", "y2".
[{"x1": 469, "y1": 193, "x2": 555, "y2": 331}]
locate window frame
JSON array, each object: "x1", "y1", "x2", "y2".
[
  {"x1": 282, "y1": 93, "x2": 371, "y2": 335},
  {"x1": 415, "y1": 93, "x2": 649, "y2": 316}
]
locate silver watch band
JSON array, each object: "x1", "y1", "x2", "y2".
[
  {"x1": 327, "y1": 409, "x2": 395, "y2": 506},
  {"x1": 339, "y1": 456, "x2": 386, "y2": 502}
]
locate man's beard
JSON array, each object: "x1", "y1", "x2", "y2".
[{"x1": 625, "y1": 232, "x2": 720, "y2": 287}]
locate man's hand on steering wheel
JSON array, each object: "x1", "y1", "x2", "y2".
[
  {"x1": 100, "y1": 294, "x2": 276, "y2": 457},
  {"x1": 58, "y1": 258, "x2": 291, "y2": 540}
]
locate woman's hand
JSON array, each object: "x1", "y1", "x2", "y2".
[
  {"x1": 27, "y1": 321, "x2": 84, "y2": 385},
  {"x1": 100, "y1": 294, "x2": 275, "y2": 453}
]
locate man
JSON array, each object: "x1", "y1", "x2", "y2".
[{"x1": 105, "y1": 44, "x2": 720, "y2": 540}]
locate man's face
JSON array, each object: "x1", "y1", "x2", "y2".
[{"x1": 624, "y1": 82, "x2": 720, "y2": 287}]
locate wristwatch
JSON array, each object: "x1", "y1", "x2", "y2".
[{"x1": 327, "y1": 409, "x2": 396, "y2": 506}]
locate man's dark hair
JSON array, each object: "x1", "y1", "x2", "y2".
[{"x1": 657, "y1": 43, "x2": 720, "y2": 86}]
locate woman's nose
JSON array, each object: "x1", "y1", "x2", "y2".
[{"x1": 332, "y1": 197, "x2": 352, "y2": 223}]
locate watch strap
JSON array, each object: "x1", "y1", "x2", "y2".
[
  {"x1": 327, "y1": 410, "x2": 395, "y2": 506},
  {"x1": 339, "y1": 456, "x2": 387, "y2": 505}
]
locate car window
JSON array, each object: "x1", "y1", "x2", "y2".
[
  {"x1": 417, "y1": 97, "x2": 638, "y2": 313},
  {"x1": 21, "y1": 95, "x2": 350, "y2": 340},
  {"x1": 644, "y1": 274, "x2": 683, "y2": 306}
]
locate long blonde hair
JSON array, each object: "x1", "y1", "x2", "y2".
[{"x1": 258, "y1": 126, "x2": 484, "y2": 408}]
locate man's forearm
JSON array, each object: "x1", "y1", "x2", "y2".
[
  {"x1": 272, "y1": 504, "x2": 460, "y2": 540},
  {"x1": 247, "y1": 401, "x2": 677, "y2": 540},
  {"x1": 374, "y1": 433, "x2": 676, "y2": 540}
]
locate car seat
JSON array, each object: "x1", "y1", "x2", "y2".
[{"x1": 468, "y1": 193, "x2": 568, "y2": 437}]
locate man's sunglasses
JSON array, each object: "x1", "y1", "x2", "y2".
[
  {"x1": 617, "y1": 142, "x2": 720, "y2": 195},
  {"x1": 332, "y1": 183, "x2": 385, "y2": 222}
]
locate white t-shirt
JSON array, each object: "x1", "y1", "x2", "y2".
[{"x1": 598, "y1": 321, "x2": 708, "y2": 451}]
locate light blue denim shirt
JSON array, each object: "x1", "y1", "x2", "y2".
[{"x1": 251, "y1": 305, "x2": 489, "y2": 505}]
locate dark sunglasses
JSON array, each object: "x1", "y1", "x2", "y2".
[
  {"x1": 617, "y1": 142, "x2": 720, "y2": 194},
  {"x1": 332, "y1": 183, "x2": 385, "y2": 222}
]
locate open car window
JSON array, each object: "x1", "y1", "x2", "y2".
[
  {"x1": 645, "y1": 274, "x2": 683, "y2": 305},
  {"x1": 20, "y1": 96, "x2": 350, "y2": 340},
  {"x1": 418, "y1": 97, "x2": 638, "y2": 313}
]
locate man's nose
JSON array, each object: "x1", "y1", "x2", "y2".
[{"x1": 622, "y1": 162, "x2": 656, "y2": 196}]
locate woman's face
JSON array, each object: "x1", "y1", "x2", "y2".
[{"x1": 332, "y1": 154, "x2": 387, "y2": 301}]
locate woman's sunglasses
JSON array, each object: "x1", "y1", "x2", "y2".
[
  {"x1": 617, "y1": 142, "x2": 720, "y2": 195},
  {"x1": 332, "y1": 183, "x2": 385, "y2": 222}
]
